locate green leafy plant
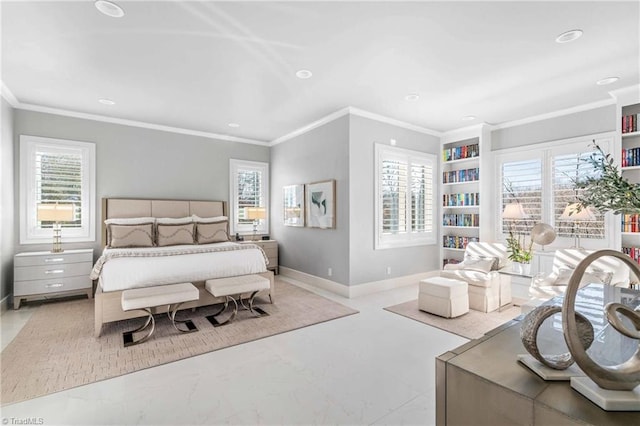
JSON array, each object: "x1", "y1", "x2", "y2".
[
  {"x1": 576, "y1": 143, "x2": 640, "y2": 215},
  {"x1": 506, "y1": 231, "x2": 533, "y2": 264}
]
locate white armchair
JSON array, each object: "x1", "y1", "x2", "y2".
[
  {"x1": 426, "y1": 242, "x2": 511, "y2": 312},
  {"x1": 527, "y1": 248, "x2": 631, "y2": 306}
]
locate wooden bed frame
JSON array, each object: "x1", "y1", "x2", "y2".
[{"x1": 94, "y1": 197, "x2": 275, "y2": 337}]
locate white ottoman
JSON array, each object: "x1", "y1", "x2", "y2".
[{"x1": 419, "y1": 277, "x2": 469, "y2": 318}]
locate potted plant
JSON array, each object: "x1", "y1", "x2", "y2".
[{"x1": 506, "y1": 230, "x2": 534, "y2": 275}]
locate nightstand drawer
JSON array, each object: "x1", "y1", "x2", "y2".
[
  {"x1": 14, "y1": 276, "x2": 91, "y2": 297},
  {"x1": 14, "y1": 262, "x2": 92, "y2": 281},
  {"x1": 14, "y1": 251, "x2": 93, "y2": 267}
]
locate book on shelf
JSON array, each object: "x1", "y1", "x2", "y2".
[
  {"x1": 442, "y1": 213, "x2": 479, "y2": 227},
  {"x1": 622, "y1": 113, "x2": 638, "y2": 134},
  {"x1": 442, "y1": 235, "x2": 479, "y2": 249},
  {"x1": 622, "y1": 147, "x2": 640, "y2": 168},
  {"x1": 622, "y1": 213, "x2": 639, "y2": 232},
  {"x1": 443, "y1": 192, "x2": 480, "y2": 207},
  {"x1": 622, "y1": 246, "x2": 640, "y2": 264},
  {"x1": 442, "y1": 167, "x2": 480, "y2": 184},
  {"x1": 442, "y1": 143, "x2": 479, "y2": 162}
]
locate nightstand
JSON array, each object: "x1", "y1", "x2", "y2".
[
  {"x1": 238, "y1": 239, "x2": 278, "y2": 274},
  {"x1": 13, "y1": 249, "x2": 94, "y2": 309}
]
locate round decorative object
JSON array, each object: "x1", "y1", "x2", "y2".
[
  {"x1": 531, "y1": 223, "x2": 556, "y2": 247},
  {"x1": 562, "y1": 249, "x2": 640, "y2": 390},
  {"x1": 521, "y1": 305, "x2": 594, "y2": 370}
]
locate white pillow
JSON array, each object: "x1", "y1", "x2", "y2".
[
  {"x1": 105, "y1": 217, "x2": 155, "y2": 225},
  {"x1": 156, "y1": 216, "x2": 193, "y2": 225},
  {"x1": 192, "y1": 215, "x2": 228, "y2": 224},
  {"x1": 460, "y1": 257, "x2": 495, "y2": 273}
]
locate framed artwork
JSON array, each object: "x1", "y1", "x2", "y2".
[
  {"x1": 306, "y1": 179, "x2": 336, "y2": 229},
  {"x1": 283, "y1": 184, "x2": 305, "y2": 227}
]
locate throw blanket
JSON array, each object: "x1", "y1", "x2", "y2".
[{"x1": 90, "y1": 242, "x2": 268, "y2": 280}]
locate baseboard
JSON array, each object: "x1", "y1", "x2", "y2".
[
  {"x1": 279, "y1": 267, "x2": 350, "y2": 298},
  {"x1": 0, "y1": 294, "x2": 10, "y2": 315},
  {"x1": 279, "y1": 267, "x2": 431, "y2": 299}
]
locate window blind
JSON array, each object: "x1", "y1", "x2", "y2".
[
  {"x1": 410, "y1": 161, "x2": 433, "y2": 232},
  {"x1": 501, "y1": 159, "x2": 542, "y2": 235},
  {"x1": 236, "y1": 168, "x2": 263, "y2": 225},
  {"x1": 381, "y1": 158, "x2": 408, "y2": 234},
  {"x1": 35, "y1": 151, "x2": 81, "y2": 229}
]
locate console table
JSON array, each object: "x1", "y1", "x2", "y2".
[{"x1": 436, "y1": 284, "x2": 640, "y2": 425}]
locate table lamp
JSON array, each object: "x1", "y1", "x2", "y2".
[
  {"x1": 559, "y1": 203, "x2": 596, "y2": 249},
  {"x1": 37, "y1": 203, "x2": 75, "y2": 253},
  {"x1": 245, "y1": 207, "x2": 266, "y2": 241}
]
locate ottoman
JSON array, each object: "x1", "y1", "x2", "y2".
[{"x1": 418, "y1": 277, "x2": 469, "y2": 318}]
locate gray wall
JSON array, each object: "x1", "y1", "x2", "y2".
[
  {"x1": 1, "y1": 99, "x2": 15, "y2": 302},
  {"x1": 348, "y1": 115, "x2": 441, "y2": 285},
  {"x1": 270, "y1": 116, "x2": 350, "y2": 285},
  {"x1": 13, "y1": 110, "x2": 269, "y2": 256},
  {"x1": 491, "y1": 105, "x2": 616, "y2": 150}
]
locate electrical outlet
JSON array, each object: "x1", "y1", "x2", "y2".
[
  {"x1": 386, "y1": 266, "x2": 391, "y2": 275},
  {"x1": 328, "y1": 267, "x2": 333, "y2": 277}
]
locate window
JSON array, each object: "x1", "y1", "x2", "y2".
[
  {"x1": 20, "y1": 135, "x2": 96, "y2": 244},
  {"x1": 375, "y1": 144, "x2": 436, "y2": 249},
  {"x1": 229, "y1": 159, "x2": 269, "y2": 236},
  {"x1": 496, "y1": 136, "x2": 610, "y2": 244}
]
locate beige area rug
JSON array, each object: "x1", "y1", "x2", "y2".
[
  {"x1": 1, "y1": 279, "x2": 357, "y2": 405},
  {"x1": 384, "y1": 300, "x2": 522, "y2": 340}
]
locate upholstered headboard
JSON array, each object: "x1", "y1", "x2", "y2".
[{"x1": 101, "y1": 198, "x2": 227, "y2": 246}]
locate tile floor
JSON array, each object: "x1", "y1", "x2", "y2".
[{"x1": 1, "y1": 277, "x2": 468, "y2": 425}]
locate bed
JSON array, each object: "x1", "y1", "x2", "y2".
[{"x1": 93, "y1": 197, "x2": 275, "y2": 337}]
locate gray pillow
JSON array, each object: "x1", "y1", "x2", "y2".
[
  {"x1": 196, "y1": 221, "x2": 229, "y2": 244},
  {"x1": 109, "y1": 223, "x2": 155, "y2": 248},
  {"x1": 157, "y1": 223, "x2": 195, "y2": 247}
]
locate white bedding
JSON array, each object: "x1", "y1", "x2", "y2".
[{"x1": 96, "y1": 242, "x2": 268, "y2": 292}]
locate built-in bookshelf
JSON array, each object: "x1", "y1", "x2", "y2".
[
  {"x1": 441, "y1": 137, "x2": 481, "y2": 266},
  {"x1": 620, "y1": 100, "x2": 640, "y2": 267}
]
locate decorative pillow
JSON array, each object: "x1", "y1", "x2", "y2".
[
  {"x1": 553, "y1": 267, "x2": 613, "y2": 287},
  {"x1": 464, "y1": 254, "x2": 500, "y2": 271},
  {"x1": 192, "y1": 215, "x2": 228, "y2": 224},
  {"x1": 105, "y1": 217, "x2": 155, "y2": 247},
  {"x1": 108, "y1": 223, "x2": 155, "y2": 248},
  {"x1": 196, "y1": 221, "x2": 229, "y2": 244},
  {"x1": 156, "y1": 216, "x2": 193, "y2": 225},
  {"x1": 156, "y1": 223, "x2": 195, "y2": 247},
  {"x1": 460, "y1": 257, "x2": 495, "y2": 273}
]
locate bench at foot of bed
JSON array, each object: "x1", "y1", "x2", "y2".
[
  {"x1": 205, "y1": 275, "x2": 270, "y2": 326},
  {"x1": 121, "y1": 282, "x2": 199, "y2": 347}
]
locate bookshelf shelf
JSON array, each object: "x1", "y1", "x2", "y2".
[
  {"x1": 619, "y1": 99, "x2": 640, "y2": 266},
  {"x1": 621, "y1": 131, "x2": 640, "y2": 138},
  {"x1": 442, "y1": 206, "x2": 480, "y2": 210}
]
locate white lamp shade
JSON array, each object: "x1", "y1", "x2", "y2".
[
  {"x1": 245, "y1": 207, "x2": 266, "y2": 220},
  {"x1": 37, "y1": 203, "x2": 75, "y2": 222},
  {"x1": 502, "y1": 203, "x2": 528, "y2": 220},
  {"x1": 559, "y1": 203, "x2": 596, "y2": 221}
]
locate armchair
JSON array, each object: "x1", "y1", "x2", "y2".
[
  {"x1": 526, "y1": 248, "x2": 632, "y2": 310},
  {"x1": 427, "y1": 242, "x2": 511, "y2": 312}
]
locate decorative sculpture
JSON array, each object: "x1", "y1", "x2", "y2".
[
  {"x1": 521, "y1": 305, "x2": 594, "y2": 370},
  {"x1": 530, "y1": 223, "x2": 556, "y2": 249},
  {"x1": 562, "y1": 249, "x2": 640, "y2": 391}
]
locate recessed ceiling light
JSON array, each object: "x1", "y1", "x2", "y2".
[
  {"x1": 95, "y1": 1, "x2": 125, "y2": 18},
  {"x1": 404, "y1": 93, "x2": 420, "y2": 102},
  {"x1": 295, "y1": 69, "x2": 313, "y2": 79},
  {"x1": 98, "y1": 98, "x2": 115, "y2": 106},
  {"x1": 228, "y1": 123, "x2": 240, "y2": 128},
  {"x1": 555, "y1": 29, "x2": 583, "y2": 43},
  {"x1": 596, "y1": 76, "x2": 619, "y2": 85},
  {"x1": 461, "y1": 115, "x2": 476, "y2": 121}
]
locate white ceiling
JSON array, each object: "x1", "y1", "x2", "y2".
[{"x1": 2, "y1": 1, "x2": 639, "y2": 143}]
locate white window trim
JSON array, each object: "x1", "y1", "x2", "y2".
[
  {"x1": 19, "y1": 135, "x2": 96, "y2": 244},
  {"x1": 374, "y1": 143, "x2": 437, "y2": 250},
  {"x1": 229, "y1": 159, "x2": 270, "y2": 236},
  {"x1": 493, "y1": 132, "x2": 616, "y2": 248}
]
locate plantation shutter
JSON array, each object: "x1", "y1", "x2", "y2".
[
  {"x1": 229, "y1": 159, "x2": 269, "y2": 235},
  {"x1": 35, "y1": 149, "x2": 82, "y2": 229},
  {"x1": 553, "y1": 151, "x2": 605, "y2": 239},
  {"x1": 501, "y1": 159, "x2": 542, "y2": 234},
  {"x1": 236, "y1": 168, "x2": 263, "y2": 226},
  {"x1": 375, "y1": 144, "x2": 436, "y2": 249}
]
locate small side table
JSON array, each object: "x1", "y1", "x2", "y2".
[{"x1": 237, "y1": 239, "x2": 279, "y2": 274}]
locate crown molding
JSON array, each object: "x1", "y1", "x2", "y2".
[
  {"x1": 0, "y1": 81, "x2": 19, "y2": 107},
  {"x1": 491, "y1": 98, "x2": 616, "y2": 131},
  {"x1": 270, "y1": 106, "x2": 441, "y2": 146},
  {"x1": 608, "y1": 84, "x2": 640, "y2": 104}
]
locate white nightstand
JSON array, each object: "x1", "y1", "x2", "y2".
[
  {"x1": 238, "y1": 239, "x2": 278, "y2": 274},
  {"x1": 13, "y1": 248, "x2": 94, "y2": 309}
]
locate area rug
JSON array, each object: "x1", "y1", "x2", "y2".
[
  {"x1": 1, "y1": 279, "x2": 357, "y2": 405},
  {"x1": 384, "y1": 300, "x2": 522, "y2": 340}
]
